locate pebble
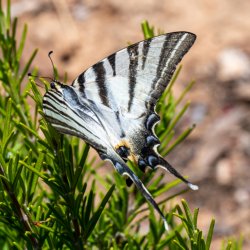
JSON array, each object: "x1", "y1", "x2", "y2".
[
  {"x1": 217, "y1": 48, "x2": 250, "y2": 82},
  {"x1": 215, "y1": 158, "x2": 232, "y2": 185}
]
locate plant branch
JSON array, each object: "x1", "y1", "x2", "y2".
[{"x1": 0, "y1": 164, "x2": 39, "y2": 249}]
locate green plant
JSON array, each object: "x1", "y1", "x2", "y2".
[{"x1": 0, "y1": 2, "x2": 242, "y2": 249}]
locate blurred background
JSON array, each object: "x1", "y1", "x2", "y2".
[{"x1": 9, "y1": 0, "x2": 250, "y2": 248}]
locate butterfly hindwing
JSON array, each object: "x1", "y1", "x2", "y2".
[{"x1": 43, "y1": 87, "x2": 109, "y2": 153}]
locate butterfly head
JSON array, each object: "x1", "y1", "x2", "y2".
[{"x1": 50, "y1": 80, "x2": 64, "y2": 92}]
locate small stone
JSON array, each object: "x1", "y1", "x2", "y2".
[
  {"x1": 217, "y1": 48, "x2": 250, "y2": 82},
  {"x1": 234, "y1": 188, "x2": 249, "y2": 205},
  {"x1": 215, "y1": 158, "x2": 232, "y2": 185},
  {"x1": 191, "y1": 104, "x2": 207, "y2": 124}
]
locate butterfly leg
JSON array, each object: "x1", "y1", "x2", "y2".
[{"x1": 101, "y1": 152, "x2": 169, "y2": 230}]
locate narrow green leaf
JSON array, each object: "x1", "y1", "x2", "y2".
[
  {"x1": 163, "y1": 65, "x2": 183, "y2": 100},
  {"x1": 164, "y1": 101, "x2": 190, "y2": 136},
  {"x1": 193, "y1": 208, "x2": 199, "y2": 228},
  {"x1": 17, "y1": 23, "x2": 27, "y2": 61},
  {"x1": 16, "y1": 122, "x2": 40, "y2": 138},
  {"x1": 12, "y1": 163, "x2": 23, "y2": 190},
  {"x1": 2, "y1": 130, "x2": 15, "y2": 156},
  {"x1": 0, "y1": 154, "x2": 7, "y2": 170},
  {"x1": 191, "y1": 239, "x2": 198, "y2": 250},
  {"x1": 175, "y1": 230, "x2": 189, "y2": 250},
  {"x1": 19, "y1": 160, "x2": 47, "y2": 179},
  {"x1": 162, "y1": 124, "x2": 195, "y2": 156},
  {"x1": 148, "y1": 206, "x2": 159, "y2": 245},
  {"x1": 37, "y1": 138, "x2": 51, "y2": 150},
  {"x1": 196, "y1": 230, "x2": 203, "y2": 248},
  {"x1": 153, "y1": 179, "x2": 182, "y2": 197},
  {"x1": 17, "y1": 174, "x2": 26, "y2": 201},
  {"x1": 225, "y1": 242, "x2": 232, "y2": 250},
  {"x1": 148, "y1": 174, "x2": 164, "y2": 191},
  {"x1": 71, "y1": 165, "x2": 84, "y2": 191},
  {"x1": 172, "y1": 239, "x2": 187, "y2": 250},
  {"x1": 11, "y1": 102, "x2": 29, "y2": 126},
  {"x1": 141, "y1": 20, "x2": 154, "y2": 39},
  {"x1": 159, "y1": 130, "x2": 174, "y2": 152},
  {"x1": 181, "y1": 199, "x2": 194, "y2": 230},
  {"x1": 35, "y1": 223, "x2": 55, "y2": 233},
  {"x1": 200, "y1": 238, "x2": 206, "y2": 250},
  {"x1": 2, "y1": 98, "x2": 12, "y2": 147},
  {"x1": 74, "y1": 184, "x2": 87, "y2": 216},
  {"x1": 85, "y1": 184, "x2": 115, "y2": 239},
  {"x1": 27, "y1": 153, "x2": 44, "y2": 202},
  {"x1": 0, "y1": 174, "x2": 10, "y2": 183},
  {"x1": 11, "y1": 17, "x2": 17, "y2": 49},
  {"x1": 206, "y1": 219, "x2": 215, "y2": 250},
  {"x1": 176, "y1": 80, "x2": 196, "y2": 106},
  {"x1": 18, "y1": 49, "x2": 38, "y2": 85},
  {"x1": 48, "y1": 205, "x2": 69, "y2": 230},
  {"x1": 29, "y1": 78, "x2": 43, "y2": 108},
  {"x1": 6, "y1": 0, "x2": 11, "y2": 29},
  {"x1": 85, "y1": 190, "x2": 94, "y2": 225},
  {"x1": 11, "y1": 242, "x2": 23, "y2": 250},
  {"x1": 78, "y1": 144, "x2": 90, "y2": 167}
]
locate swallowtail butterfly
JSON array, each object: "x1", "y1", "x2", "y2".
[{"x1": 42, "y1": 32, "x2": 198, "y2": 230}]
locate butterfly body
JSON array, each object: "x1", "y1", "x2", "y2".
[{"x1": 42, "y1": 32, "x2": 198, "y2": 230}]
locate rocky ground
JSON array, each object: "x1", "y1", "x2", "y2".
[{"x1": 9, "y1": 0, "x2": 250, "y2": 248}]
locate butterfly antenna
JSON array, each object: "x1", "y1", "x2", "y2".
[
  {"x1": 27, "y1": 73, "x2": 45, "y2": 89},
  {"x1": 48, "y1": 51, "x2": 57, "y2": 80},
  {"x1": 28, "y1": 73, "x2": 37, "y2": 77},
  {"x1": 28, "y1": 73, "x2": 53, "y2": 81}
]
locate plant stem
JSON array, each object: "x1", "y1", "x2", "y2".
[{"x1": 0, "y1": 164, "x2": 39, "y2": 249}]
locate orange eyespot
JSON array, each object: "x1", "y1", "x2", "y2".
[{"x1": 114, "y1": 140, "x2": 138, "y2": 163}]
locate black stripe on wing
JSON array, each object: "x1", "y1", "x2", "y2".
[
  {"x1": 107, "y1": 54, "x2": 116, "y2": 76},
  {"x1": 72, "y1": 32, "x2": 196, "y2": 117},
  {"x1": 43, "y1": 92, "x2": 96, "y2": 136},
  {"x1": 77, "y1": 71, "x2": 86, "y2": 86},
  {"x1": 72, "y1": 70, "x2": 87, "y2": 100},
  {"x1": 142, "y1": 39, "x2": 151, "y2": 70},
  {"x1": 92, "y1": 62, "x2": 110, "y2": 107},
  {"x1": 152, "y1": 33, "x2": 178, "y2": 89},
  {"x1": 148, "y1": 32, "x2": 196, "y2": 108},
  {"x1": 43, "y1": 90, "x2": 106, "y2": 152},
  {"x1": 127, "y1": 44, "x2": 139, "y2": 112}
]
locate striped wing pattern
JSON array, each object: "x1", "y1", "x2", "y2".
[
  {"x1": 72, "y1": 32, "x2": 195, "y2": 116},
  {"x1": 43, "y1": 32, "x2": 197, "y2": 230}
]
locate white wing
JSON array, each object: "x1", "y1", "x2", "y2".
[
  {"x1": 43, "y1": 32, "x2": 198, "y2": 230},
  {"x1": 72, "y1": 32, "x2": 196, "y2": 117}
]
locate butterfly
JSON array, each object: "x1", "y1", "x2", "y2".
[{"x1": 42, "y1": 32, "x2": 198, "y2": 230}]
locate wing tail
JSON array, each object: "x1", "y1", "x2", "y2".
[
  {"x1": 157, "y1": 157, "x2": 199, "y2": 190},
  {"x1": 101, "y1": 151, "x2": 169, "y2": 231}
]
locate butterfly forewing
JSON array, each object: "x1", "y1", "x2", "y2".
[
  {"x1": 72, "y1": 32, "x2": 196, "y2": 116},
  {"x1": 71, "y1": 32, "x2": 196, "y2": 158}
]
